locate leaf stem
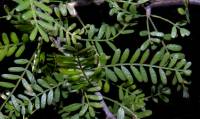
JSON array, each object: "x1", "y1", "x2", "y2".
[{"x1": 103, "y1": 63, "x2": 186, "y2": 72}]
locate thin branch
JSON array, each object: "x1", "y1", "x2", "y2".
[{"x1": 96, "y1": 92, "x2": 116, "y2": 119}]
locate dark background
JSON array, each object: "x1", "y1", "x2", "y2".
[{"x1": 0, "y1": 1, "x2": 199, "y2": 119}]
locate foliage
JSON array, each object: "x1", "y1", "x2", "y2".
[{"x1": 0, "y1": 0, "x2": 191, "y2": 119}]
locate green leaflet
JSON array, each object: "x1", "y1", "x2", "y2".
[
  {"x1": 10, "y1": 32, "x2": 19, "y2": 44},
  {"x1": 110, "y1": 26, "x2": 117, "y2": 36},
  {"x1": 140, "y1": 40, "x2": 150, "y2": 51},
  {"x1": 171, "y1": 26, "x2": 177, "y2": 38},
  {"x1": 149, "y1": 67, "x2": 157, "y2": 84},
  {"x1": 46, "y1": 76, "x2": 57, "y2": 85},
  {"x1": 168, "y1": 54, "x2": 179, "y2": 68},
  {"x1": 117, "y1": 12, "x2": 124, "y2": 22},
  {"x1": 130, "y1": 66, "x2": 143, "y2": 82},
  {"x1": 106, "y1": 41, "x2": 117, "y2": 51},
  {"x1": 150, "y1": 50, "x2": 164, "y2": 65},
  {"x1": 34, "y1": 1, "x2": 52, "y2": 13},
  {"x1": 38, "y1": 26, "x2": 49, "y2": 42},
  {"x1": 184, "y1": 70, "x2": 192, "y2": 76},
  {"x1": 0, "y1": 48, "x2": 7, "y2": 62},
  {"x1": 125, "y1": 15, "x2": 133, "y2": 22},
  {"x1": 0, "y1": 82, "x2": 15, "y2": 88},
  {"x1": 159, "y1": 95, "x2": 169, "y2": 103},
  {"x1": 163, "y1": 34, "x2": 172, "y2": 41},
  {"x1": 137, "y1": 110, "x2": 152, "y2": 118},
  {"x1": 41, "y1": 93, "x2": 47, "y2": 109},
  {"x1": 59, "y1": 3, "x2": 68, "y2": 16},
  {"x1": 28, "y1": 101, "x2": 33, "y2": 114},
  {"x1": 22, "y1": 34, "x2": 29, "y2": 43},
  {"x1": 89, "y1": 106, "x2": 95, "y2": 117},
  {"x1": 103, "y1": 80, "x2": 110, "y2": 93},
  {"x1": 90, "y1": 102, "x2": 103, "y2": 108},
  {"x1": 171, "y1": 53, "x2": 185, "y2": 59},
  {"x1": 159, "y1": 68, "x2": 167, "y2": 85},
  {"x1": 129, "y1": 4, "x2": 137, "y2": 14},
  {"x1": 117, "y1": 107, "x2": 125, "y2": 119},
  {"x1": 167, "y1": 44, "x2": 182, "y2": 51},
  {"x1": 54, "y1": 6, "x2": 61, "y2": 18},
  {"x1": 95, "y1": 41, "x2": 103, "y2": 53},
  {"x1": 99, "y1": 53, "x2": 107, "y2": 65},
  {"x1": 88, "y1": 25, "x2": 96, "y2": 39},
  {"x1": 87, "y1": 86, "x2": 101, "y2": 92},
  {"x1": 140, "y1": 66, "x2": 148, "y2": 82},
  {"x1": 16, "y1": 1, "x2": 30, "y2": 11},
  {"x1": 120, "y1": 48, "x2": 130, "y2": 63},
  {"x1": 79, "y1": 104, "x2": 88, "y2": 116},
  {"x1": 176, "y1": 71, "x2": 183, "y2": 83},
  {"x1": 177, "y1": 8, "x2": 185, "y2": 15},
  {"x1": 37, "y1": 79, "x2": 51, "y2": 88},
  {"x1": 54, "y1": 72, "x2": 64, "y2": 82},
  {"x1": 130, "y1": 49, "x2": 141, "y2": 63},
  {"x1": 1, "y1": 74, "x2": 21, "y2": 80},
  {"x1": 68, "y1": 23, "x2": 77, "y2": 31},
  {"x1": 22, "y1": 10, "x2": 33, "y2": 20},
  {"x1": 112, "y1": 49, "x2": 121, "y2": 64},
  {"x1": 22, "y1": 79, "x2": 33, "y2": 92},
  {"x1": 11, "y1": 95, "x2": 20, "y2": 112},
  {"x1": 35, "y1": 96, "x2": 40, "y2": 109},
  {"x1": 121, "y1": 29, "x2": 134, "y2": 34},
  {"x1": 121, "y1": 66, "x2": 133, "y2": 84},
  {"x1": 30, "y1": 27, "x2": 38, "y2": 41},
  {"x1": 38, "y1": 20, "x2": 55, "y2": 31},
  {"x1": 26, "y1": 70, "x2": 36, "y2": 83},
  {"x1": 32, "y1": 84, "x2": 44, "y2": 92},
  {"x1": 62, "y1": 103, "x2": 82, "y2": 112},
  {"x1": 119, "y1": 86, "x2": 124, "y2": 100},
  {"x1": 140, "y1": 49, "x2": 150, "y2": 64},
  {"x1": 140, "y1": 30, "x2": 148, "y2": 37},
  {"x1": 105, "y1": 25, "x2": 111, "y2": 39},
  {"x1": 54, "y1": 87, "x2": 60, "y2": 103},
  {"x1": 150, "y1": 31, "x2": 164, "y2": 37},
  {"x1": 114, "y1": 67, "x2": 126, "y2": 81},
  {"x1": 21, "y1": 105, "x2": 26, "y2": 115},
  {"x1": 98, "y1": 24, "x2": 106, "y2": 39},
  {"x1": 15, "y1": 45, "x2": 25, "y2": 57},
  {"x1": 159, "y1": 52, "x2": 170, "y2": 66},
  {"x1": 18, "y1": 94, "x2": 29, "y2": 100},
  {"x1": 172, "y1": 76, "x2": 178, "y2": 85},
  {"x1": 47, "y1": 89, "x2": 54, "y2": 105},
  {"x1": 176, "y1": 59, "x2": 186, "y2": 69},
  {"x1": 184, "y1": 62, "x2": 192, "y2": 70},
  {"x1": 106, "y1": 68, "x2": 118, "y2": 82},
  {"x1": 87, "y1": 95, "x2": 103, "y2": 101},
  {"x1": 7, "y1": 46, "x2": 17, "y2": 57},
  {"x1": 14, "y1": 59, "x2": 29, "y2": 64},
  {"x1": 2, "y1": 33, "x2": 10, "y2": 45},
  {"x1": 36, "y1": 11, "x2": 54, "y2": 22},
  {"x1": 180, "y1": 28, "x2": 190, "y2": 37}
]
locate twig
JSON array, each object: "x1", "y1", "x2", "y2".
[{"x1": 95, "y1": 92, "x2": 116, "y2": 119}]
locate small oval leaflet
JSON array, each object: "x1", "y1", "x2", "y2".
[
  {"x1": 112, "y1": 49, "x2": 121, "y2": 64},
  {"x1": 41, "y1": 93, "x2": 47, "y2": 109},
  {"x1": 149, "y1": 67, "x2": 157, "y2": 84}
]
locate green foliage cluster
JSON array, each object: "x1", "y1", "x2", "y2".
[{"x1": 0, "y1": 0, "x2": 191, "y2": 119}]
